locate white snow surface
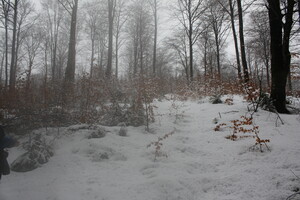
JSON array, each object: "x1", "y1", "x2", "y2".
[{"x1": 1, "y1": 95, "x2": 300, "y2": 200}]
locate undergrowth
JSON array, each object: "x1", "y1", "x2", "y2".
[
  {"x1": 147, "y1": 130, "x2": 175, "y2": 161},
  {"x1": 214, "y1": 115, "x2": 270, "y2": 152}
]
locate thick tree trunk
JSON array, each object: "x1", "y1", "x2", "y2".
[
  {"x1": 268, "y1": 0, "x2": 290, "y2": 113},
  {"x1": 64, "y1": 0, "x2": 78, "y2": 84},
  {"x1": 237, "y1": 0, "x2": 249, "y2": 83}
]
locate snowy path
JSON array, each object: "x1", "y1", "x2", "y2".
[{"x1": 1, "y1": 96, "x2": 300, "y2": 200}]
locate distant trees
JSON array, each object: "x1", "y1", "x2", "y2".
[
  {"x1": 247, "y1": 10, "x2": 270, "y2": 87},
  {"x1": 0, "y1": 0, "x2": 299, "y2": 116},
  {"x1": 206, "y1": 0, "x2": 230, "y2": 79},
  {"x1": 174, "y1": 0, "x2": 206, "y2": 83}
]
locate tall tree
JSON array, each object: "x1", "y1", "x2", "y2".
[
  {"x1": 149, "y1": 0, "x2": 158, "y2": 75},
  {"x1": 217, "y1": 0, "x2": 242, "y2": 80},
  {"x1": 59, "y1": 0, "x2": 79, "y2": 84},
  {"x1": 267, "y1": 0, "x2": 296, "y2": 113},
  {"x1": 106, "y1": 0, "x2": 115, "y2": 78},
  {"x1": 9, "y1": 0, "x2": 20, "y2": 92},
  {"x1": 114, "y1": 0, "x2": 127, "y2": 79},
  {"x1": 84, "y1": 0, "x2": 101, "y2": 78},
  {"x1": 236, "y1": 0, "x2": 249, "y2": 83}
]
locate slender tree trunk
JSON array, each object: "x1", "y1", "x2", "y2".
[
  {"x1": 228, "y1": 0, "x2": 242, "y2": 80},
  {"x1": 188, "y1": 29, "x2": 194, "y2": 82},
  {"x1": 106, "y1": 0, "x2": 114, "y2": 78},
  {"x1": 0, "y1": 52, "x2": 4, "y2": 84},
  {"x1": 90, "y1": 37, "x2": 95, "y2": 78},
  {"x1": 9, "y1": 0, "x2": 19, "y2": 92},
  {"x1": 4, "y1": 15, "x2": 9, "y2": 90},
  {"x1": 152, "y1": 0, "x2": 158, "y2": 75},
  {"x1": 203, "y1": 40, "x2": 207, "y2": 78},
  {"x1": 237, "y1": 0, "x2": 249, "y2": 83},
  {"x1": 214, "y1": 29, "x2": 221, "y2": 78},
  {"x1": 115, "y1": 33, "x2": 119, "y2": 79}
]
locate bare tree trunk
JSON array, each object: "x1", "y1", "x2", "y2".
[
  {"x1": 0, "y1": 52, "x2": 4, "y2": 84},
  {"x1": 188, "y1": 23, "x2": 194, "y2": 82},
  {"x1": 237, "y1": 0, "x2": 249, "y2": 83},
  {"x1": 90, "y1": 38, "x2": 95, "y2": 78},
  {"x1": 4, "y1": 15, "x2": 9, "y2": 90},
  {"x1": 228, "y1": 0, "x2": 242, "y2": 80},
  {"x1": 106, "y1": 0, "x2": 115, "y2": 78},
  {"x1": 115, "y1": 33, "x2": 119, "y2": 79},
  {"x1": 64, "y1": 0, "x2": 78, "y2": 84},
  {"x1": 152, "y1": 0, "x2": 158, "y2": 75},
  {"x1": 9, "y1": 0, "x2": 19, "y2": 92},
  {"x1": 268, "y1": 0, "x2": 294, "y2": 113},
  {"x1": 283, "y1": 0, "x2": 295, "y2": 93}
]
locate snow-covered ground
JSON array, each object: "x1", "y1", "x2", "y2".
[{"x1": 1, "y1": 95, "x2": 300, "y2": 200}]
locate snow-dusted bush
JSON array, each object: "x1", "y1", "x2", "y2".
[
  {"x1": 118, "y1": 123, "x2": 127, "y2": 137},
  {"x1": 11, "y1": 133, "x2": 54, "y2": 172},
  {"x1": 87, "y1": 128, "x2": 106, "y2": 139}
]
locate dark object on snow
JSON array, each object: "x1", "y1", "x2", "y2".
[
  {"x1": 0, "y1": 125, "x2": 18, "y2": 179},
  {"x1": 0, "y1": 150, "x2": 10, "y2": 179},
  {"x1": 210, "y1": 95, "x2": 223, "y2": 104}
]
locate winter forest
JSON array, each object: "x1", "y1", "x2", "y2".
[{"x1": 0, "y1": 0, "x2": 300, "y2": 200}]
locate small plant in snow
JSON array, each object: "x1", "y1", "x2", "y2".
[
  {"x1": 147, "y1": 130, "x2": 175, "y2": 161},
  {"x1": 167, "y1": 95, "x2": 186, "y2": 124},
  {"x1": 214, "y1": 116, "x2": 270, "y2": 152},
  {"x1": 118, "y1": 123, "x2": 127, "y2": 137}
]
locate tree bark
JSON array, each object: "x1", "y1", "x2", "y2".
[
  {"x1": 9, "y1": 0, "x2": 19, "y2": 92},
  {"x1": 106, "y1": 0, "x2": 115, "y2": 78},
  {"x1": 228, "y1": 0, "x2": 242, "y2": 80},
  {"x1": 64, "y1": 0, "x2": 78, "y2": 84},
  {"x1": 152, "y1": 0, "x2": 158, "y2": 75},
  {"x1": 237, "y1": 0, "x2": 249, "y2": 83},
  {"x1": 268, "y1": 0, "x2": 294, "y2": 113}
]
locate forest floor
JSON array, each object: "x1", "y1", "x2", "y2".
[{"x1": 1, "y1": 95, "x2": 300, "y2": 200}]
